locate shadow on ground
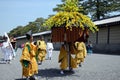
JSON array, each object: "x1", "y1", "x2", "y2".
[
  {"x1": 37, "y1": 68, "x2": 75, "y2": 77},
  {"x1": 15, "y1": 68, "x2": 75, "y2": 80},
  {"x1": 15, "y1": 78, "x2": 26, "y2": 80},
  {"x1": 15, "y1": 77, "x2": 37, "y2": 80}
]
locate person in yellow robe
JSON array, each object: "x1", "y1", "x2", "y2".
[
  {"x1": 36, "y1": 36, "x2": 46, "y2": 65},
  {"x1": 74, "y1": 41, "x2": 87, "y2": 67},
  {"x1": 20, "y1": 30, "x2": 38, "y2": 80},
  {"x1": 58, "y1": 44, "x2": 77, "y2": 74}
]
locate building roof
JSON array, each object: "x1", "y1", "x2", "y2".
[
  {"x1": 94, "y1": 15, "x2": 120, "y2": 25},
  {"x1": 16, "y1": 30, "x2": 51, "y2": 39}
]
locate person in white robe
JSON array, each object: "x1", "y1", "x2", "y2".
[
  {"x1": 2, "y1": 36, "x2": 12, "y2": 64},
  {"x1": 46, "y1": 39, "x2": 54, "y2": 60}
]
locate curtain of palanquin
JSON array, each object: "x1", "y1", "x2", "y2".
[
  {"x1": 51, "y1": 27, "x2": 87, "y2": 43},
  {"x1": 66, "y1": 27, "x2": 82, "y2": 42},
  {"x1": 51, "y1": 27, "x2": 65, "y2": 42}
]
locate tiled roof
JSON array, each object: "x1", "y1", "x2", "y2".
[{"x1": 94, "y1": 15, "x2": 120, "y2": 25}]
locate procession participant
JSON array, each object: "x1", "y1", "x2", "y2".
[
  {"x1": 46, "y1": 39, "x2": 54, "y2": 60},
  {"x1": 4, "y1": 32, "x2": 16, "y2": 59},
  {"x1": 73, "y1": 28, "x2": 88, "y2": 67},
  {"x1": 10, "y1": 36, "x2": 17, "y2": 52},
  {"x1": 2, "y1": 36, "x2": 12, "y2": 64},
  {"x1": 58, "y1": 43, "x2": 77, "y2": 74},
  {"x1": 20, "y1": 30, "x2": 38, "y2": 80},
  {"x1": 74, "y1": 41, "x2": 87, "y2": 67},
  {"x1": 36, "y1": 36, "x2": 46, "y2": 65},
  {"x1": 10, "y1": 36, "x2": 17, "y2": 58}
]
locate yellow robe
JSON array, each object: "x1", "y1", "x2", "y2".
[
  {"x1": 37, "y1": 40, "x2": 46, "y2": 62},
  {"x1": 75, "y1": 42, "x2": 87, "y2": 65},
  {"x1": 70, "y1": 43, "x2": 78, "y2": 55},
  {"x1": 58, "y1": 45, "x2": 77, "y2": 70},
  {"x1": 20, "y1": 42, "x2": 38, "y2": 77}
]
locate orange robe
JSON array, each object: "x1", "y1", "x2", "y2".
[
  {"x1": 74, "y1": 42, "x2": 87, "y2": 65},
  {"x1": 37, "y1": 40, "x2": 46, "y2": 62},
  {"x1": 20, "y1": 42, "x2": 38, "y2": 77},
  {"x1": 58, "y1": 45, "x2": 77, "y2": 70}
]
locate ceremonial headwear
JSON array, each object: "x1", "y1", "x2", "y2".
[{"x1": 26, "y1": 30, "x2": 32, "y2": 40}]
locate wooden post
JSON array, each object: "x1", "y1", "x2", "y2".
[
  {"x1": 64, "y1": 42, "x2": 71, "y2": 71},
  {"x1": 64, "y1": 32, "x2": 71, "y2": 71},
  {"x1": 68, "y1": 43, "x2": 71, "y2": 71}
]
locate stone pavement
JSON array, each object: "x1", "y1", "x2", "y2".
[{"x1": 0, "y1": 48, "x2": 120, "y2": 80}]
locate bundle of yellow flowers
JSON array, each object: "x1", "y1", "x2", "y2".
[{"x1": 43, "y1": 0, "x2": 98, "y2": 33}]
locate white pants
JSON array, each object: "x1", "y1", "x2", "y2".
[{"x1": 47, "y1": 50, "x2": 53, "y2": 58}]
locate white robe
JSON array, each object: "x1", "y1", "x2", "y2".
[
  {"x1": 46, "y1": 42, "x2": 54, "y2": 58},
  {"x1": 2, "y1": 41, "x2": 12, "y2": 61}
]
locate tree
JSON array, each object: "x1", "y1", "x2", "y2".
[
  {"x1": 53, "y1": 0, "x2": 85, "y2": 13},
  {"x1": 9, "y1": 17, "x2": 48, "y2": 37},
  {"x1": 53, "y1": 0, "x2": 84, "y2": 12},
  {"x1": 82, "y1": 0, "x2": 120, "y2": 20},
  {"x1": 34, "y1": 17, "x2": 49, "y2": 32},
  {"x1": 9, "y1": 26, "x2": 24, "y2": 37}
]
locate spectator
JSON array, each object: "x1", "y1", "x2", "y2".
[{"x1": 87, "y1": 41, "x2": 93, "y2": 55}]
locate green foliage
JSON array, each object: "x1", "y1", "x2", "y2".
[
  {"x1": 53, "y1": 0, "x2": 84, "y2": 13},
  {"x1": 9, "y1": 26, "x2": 23, "y2": 37},
  {"x1": 9, "y1": 17, "x2": 48, "y2": 37},
  {"x1": 82, "y1": 0, "x2": 120, "y2": 20}
]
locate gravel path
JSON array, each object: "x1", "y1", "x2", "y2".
[{"x1": 0, "y1": 48, "x2": 120, "y2": 80}]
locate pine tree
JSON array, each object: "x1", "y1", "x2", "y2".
[{"x1": 82, "y1": 0, "x2": 120, "y2": 20}]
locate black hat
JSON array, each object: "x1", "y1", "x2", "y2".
[{"x1": 26, "y1": 30, "x2": 32, "y2": 40}]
